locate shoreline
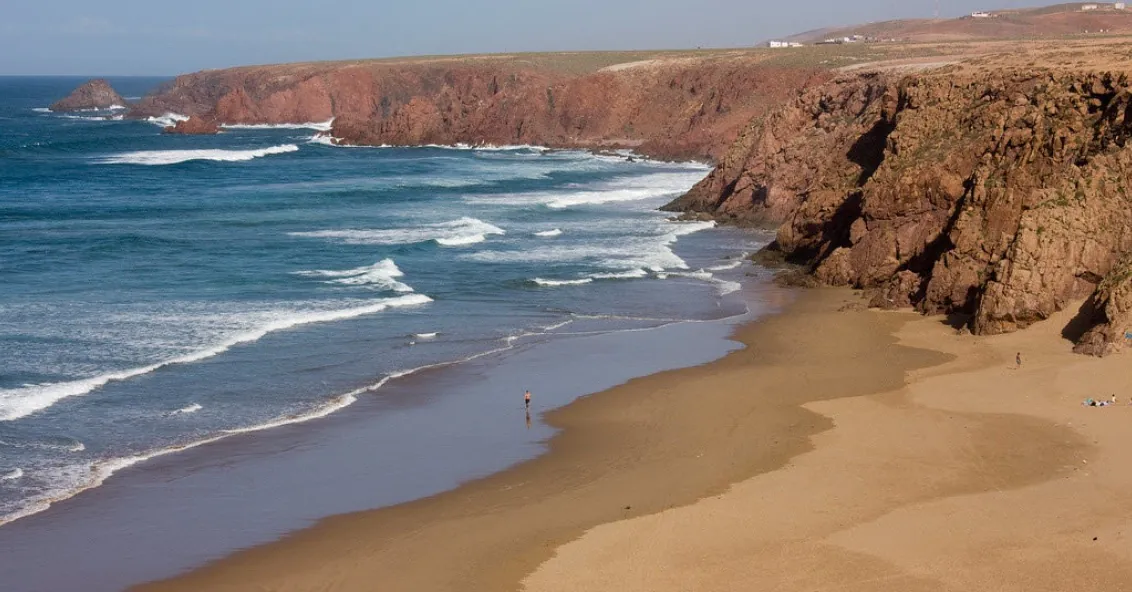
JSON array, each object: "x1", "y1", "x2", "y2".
[
  {"x1": 135, "y1": 287, "x2": 953, "y2": 592},
  {"x1": 0, "y1": 274, "x2": 767, "y2": 592},
  {"x1": 137, "y1": 284, "x2": 1132, "y2": 592}
]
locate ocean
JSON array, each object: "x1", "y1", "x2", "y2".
[{"x1": 0, "y1": 76, "x2": 768, "y2": 533}]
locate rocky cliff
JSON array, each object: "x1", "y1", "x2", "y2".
[
  {"x1": 163, "y1": 115, "x2": 220, "y2": 135},
  {"x1": 128, "y1": 56, "x2": 829, "y2": 160},
  {"x1": 670, "y1": 68, "x2": 1132, "y2": 355},
  {"x1": 51, "y1": 79, "x2": 126, "y2": 112}
]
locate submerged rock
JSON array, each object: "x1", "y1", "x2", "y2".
[
  {"x1": 50, "y1": 79, "x2": 126, "y2": 112},
  {"x1": 163, "y1": 115, "x2": 220, "y2": 135}
]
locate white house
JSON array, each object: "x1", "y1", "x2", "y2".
[
  {"x1": 1117, "y1": 2, "x2": 1126, "y2": 10},
  {"x1": 971, "y1": 11, "x2": 991, "y2": 18},
  {"x1": 1081, "y1": 4, "x2": 1099, "y2": 10},
  {"x1": 768, "y1": 41, "x2": 804, "y2": 48}
]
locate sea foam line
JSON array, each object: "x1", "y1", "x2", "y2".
[
  {"x1": 0, "y1": 294, "x2": 433, "y2": 423},
  {"x1": 222, "y1": 119, "x2": 334, "y2": 131},
  {"x1": 144, "y1": 113, "x2": 189, "y2": 128},
  {"x1": 291, "y1": 217, "x2": 505, "y2": 247},
  {"x1": 97, "y1": 144, "x2": 299, "y2": 166},
  {"x1": 0, "y1": 313, "x2": 576, "y2": 528},
  {"x1": 531, "y1": 278, "x2": 594, "y2": 287}
]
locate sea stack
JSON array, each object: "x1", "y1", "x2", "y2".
[
  {"x1": 163, "y1": 115, "x2": 221, "y2": 135},
  {"x1": 50, "y1": 79, "x2": 126, "y2": 112}
]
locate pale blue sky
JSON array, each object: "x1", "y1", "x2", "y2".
[{"x1": 2, "y1": 0, "x2": 1042, "y2": 75}]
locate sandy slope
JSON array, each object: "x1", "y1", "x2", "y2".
[{"x1": 525, "y1": 302, "x2": 1132, "y2": 592}]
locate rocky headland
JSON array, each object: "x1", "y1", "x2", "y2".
[
  {"x1": 668, "y1": 64, "x2": 1132, "y2": 356},
  {"x1": 50, "y1": 79, "x2": 126, "y2": 112},
  {"x1": 125, "y1": 54, "x2": 830, "y2": 161}
]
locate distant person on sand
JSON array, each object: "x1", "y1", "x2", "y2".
[
  {"x1": 1016, "y1": 352, "x2": 1022, "y2": 368},
  {"x1": 525, "y1": 390, "x2": 532, "y2": 410}
]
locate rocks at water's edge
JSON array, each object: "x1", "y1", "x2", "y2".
[
  {"x1": 666, "y1": 70, "x2": 1132, "y2": 356},
  {"x1": 50, "y1": 79, "x2": 126, "y2": 112},
  {"x1": 163, "y1": 115, "x2": 220, "y2": 135}
]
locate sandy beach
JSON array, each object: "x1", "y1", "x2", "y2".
[{"x1": 136, "y1": 286, "x2": 1132, "y2": 592}]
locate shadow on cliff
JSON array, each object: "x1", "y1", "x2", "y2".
[{"x1": 1061, "y1": 298, "x2": 1099, "y2": 344}]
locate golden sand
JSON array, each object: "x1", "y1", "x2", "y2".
[{"x1": 138, "y1": 287, "x2": 1131, "y2": 591}]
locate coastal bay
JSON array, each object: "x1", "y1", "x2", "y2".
[{"x1": 139, "y1": 288, "x2": 1132, "y2": 592}]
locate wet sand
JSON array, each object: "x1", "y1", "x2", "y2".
[
  {"x1": 138, "y1": 287, "x2": 954, "y2": 591},
  {"x1": 0, "y1": 298, "x2": 754, "y2": 592}
]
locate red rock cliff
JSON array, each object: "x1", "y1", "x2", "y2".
[
  {"x1": 51, "y1": 79, "x2": 127, "y2": 112},
  {"x1": 128, "y1": 56, "x2": 829, "y2": 160},
  {"x1": 669, "y1": 69, "x2": 1132, "y2": 355}
]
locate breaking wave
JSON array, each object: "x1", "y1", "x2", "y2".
[
  {"x1": 534, "y1": 229, "x2": 563, "y2": 237},
  {"x1": 531, "y1": 278, "x2": 594, "y2": 287},
  {"x1": 294, "y1": 259, "x2": 415, "y2": 292},
  {"x1": 144, "y1": 113, "x2": 189, "y2": 128},
  {"x1": 97, "y1": 144, "x2": 299, "y2": 165},
  {"x1": 222, "y1": 119, "x2": 334, "y2": 131},
  {"x1": 465, "y1": 170, "x2": 709, "y2": 209},
  {"x1": 1, "y1": 469, "x2": 23, "y2": 482},
  {"x1": 290, "y1": 217, "x2": 505, "y2": 247},
  {"x1": 169, "y1": 403, "x2": 202, "y2": 416},
  {"x1": 467, "y1": 220, "x2": 715, "y2": 272},
  {"x1": 0, "y1": 294, "x2": 432, "y2": 422}
]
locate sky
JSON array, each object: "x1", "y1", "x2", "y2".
[{"x1": 1, "y1": 0, "x2": 1047, "y2": 76}]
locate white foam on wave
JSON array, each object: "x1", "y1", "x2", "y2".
[
  {"x1": 421, "y1": 143, "x2": 550, "y2": 152},
  {"x1": 0, "y1": 438, "x2": 85, "y2": 452},
  {"x1": 308, "y1": 133, "x2": 353, "y2": 147},
  {"x1": 436, "y1": 234, "x2": 487, "y2": 246},
  {"x1": 589, "y1": 269, "x2": 650, "y2": 280},
  {"x1": 98, "y1": 144, "x2": 299, "y2": 166},
  {"x1": 32, "y1": 107, "x2": 52, "y2": 113},
  {"x1": 708, "y1": 260, "x2": 743, "y2": 271},
  {"x1": 715, "y1": 280, "x2": 742, "y2": 295},
  {"x1": 534, "y1": 229, "x2": 562, "y2": 238},
  {"x1": 0, "y1": 309, "x2": 590, "y2": 527},
  {"x1": 170, "y1": 403, "x2": 202, "y2": 416},
  {"x1": 0, "y1": 294, "x2": 433, "y2": 422},
  {"x1": 57, "y1": 114, "x2": 114, "y2": 121},
  {"x1": 291, "y1": 217, "x2": 504, "y2": 247},
  {"x1": 466, "y1": 171, "x2": 709, "y2": 209},
  {"x1": 144, "y1": 112, "x2": 189, "y2": 128},
  {"x1": 531, "y1": 278, "x2": 594, "y2": 287},
  {"x1": 666, "y1": 269, "x2": 716, "y2": 282},
  {"x1": 1, "y1": 469, "x2": 23, "y2": 481},
  {"x1": 294, "y1": 259, "x2": 414, "y2": 292},
  {"x1": 414, "y1": 332, "x2": 439, "y2": 339},
  {"x1": 223, "y1": 119, "x2": 334, "y2": 131}
]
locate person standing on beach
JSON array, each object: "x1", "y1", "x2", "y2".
[
  {"x1": 524, "y1": 390, "x2": 532, "y2": 410},
  {"x1": 1016, "y1": 352, "x2": 1022, "y2": 368}
]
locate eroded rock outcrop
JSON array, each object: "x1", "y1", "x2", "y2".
[
  {"x1": 128, "y1": 58, "x2": 829, "y2": 161},
  {"x1": 51, "y1": 79, "x2": 126, "y2": 112},
  {"x1": 163, "y1": 115, "x2": 220, "y2": 135},
  {"x1": 671, "y1": 69, "x2": 1132, "y2": 353}
]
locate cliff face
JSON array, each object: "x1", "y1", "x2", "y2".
[
  {"x1": 51, "y1": 79, "x2": 126, "y2": 112},
  {"x1": 673, "y1": 69, "x2": 1132, "y2": 354},
  {"x1": 128, "y1": 58, "x2": 829, "y2": 160}
]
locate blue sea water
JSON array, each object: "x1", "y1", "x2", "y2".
[{"x1": 0, "y1": 76, "x2": 764, "y2": 526}]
